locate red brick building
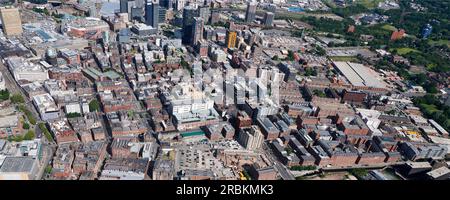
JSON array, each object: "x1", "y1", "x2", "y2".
[
  {"x1": 342, "y1": 90, "x2": 367, "y2": 105},
  {"x1": 152, "y1": 63, "x2": 180, "y2": 73},
  {"x1": 338, "y1": 115, "x2": 370, "y2": 135},
  {"x1": 102, "y1": 102, "x2": 135, "y2": 113},
  {"x1": 356, "y1": 153, "x2": 386, "y2": 165},
  {"x1": 248, "y1": 164, "x2": 277, "y2": 180},
  {"x1": 48, "y1": 69, "x2": 83, "y2": 81},
  {"x1": 347, "y1": 25, "x2": 355, "y2": 33},
  {"x1": 197, "y1": 42, "x2": 208, "y2": 57},
  {"x1": 110, "y1": 138, "x2": 137, "y2": 158},
  {"x1": 296, "y1": 116, "x2": 319, "y2": 129},
  {"x1": 79, "y1": 131, "x2": 93, "y2": 143},
  {"x1": 144, "y1": 98, "x2": 162, "y2": 110},
  {"x1": 55, "y1": 130, "x2": 79, "y2": 144},
  {"x1": 236, "y1": 112, "x2": 252, "y2": 128},
  {"x1": 391, "y1": 29, "x2": 405, "y2": 41},
  {"x1": 111, "y1": 127, "x2": 148, "y2": 137}
]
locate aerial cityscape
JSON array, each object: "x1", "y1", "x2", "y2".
[{"x1": 0, "y1": 0, "x2": 448, "y2": 181}]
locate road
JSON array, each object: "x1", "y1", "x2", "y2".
[
  {"x1": 0, "y1": 60, "x2": 42, "y2": 123},
  {"x1": 261, "y1": 142, "x2": 295, "y2": 180},
  {"x1": 211, "y1": 7, "x2": 309, "y2": 30},
  {"x1": 1, "y1": 58, "x2": 54, "y2": 145},
  {"x1": 35, "y1": 143, "x2": 56, "y2": 180},
  {"x1": 1, "y1": 59, "x2": 56, "y2": 180},
  {"x1": 321, "y1": 161, "x2": 407, "y2": 172}
]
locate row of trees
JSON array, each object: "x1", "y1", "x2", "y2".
[
  {"x1": 372, "y1": 57, "x2": 439, "y2": 94},
  {"x1": 2, "y1": 93, "x2": 36, "y2": 141},
  {"x1": 7, "y1": 130, "x2": 35, "y2": 142},
  {"x1": 413, "y1": 95, "x2": 450, "y2": 133},
  {"x1": 18, "y1": 104, "x2": 37, "y2": 125},
  {"x1": 290, "y1": 165, "x2": 317, "y2": 171},
  {"x1": 382, "y1": 0, "x2": 450, "y2": 40},
  {"x1": 0, "y1": 89, "x2": 9, "y2": 101},
  {"x1": 301, "y1": 1, "x2": 450, "y2": 73},
  {"x1": 39, "y1": 123, "x2": 54, "y2": 143}
]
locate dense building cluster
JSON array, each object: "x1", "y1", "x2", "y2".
[{"x1": 0, "y1": 0, "x2": 449, "y2": 180}]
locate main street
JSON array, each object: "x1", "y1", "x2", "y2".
[
  {"x1": 35, "y1": 143, "x2": 56, "y2": 180},
  {"x1": 0, "y1": 59, "x2": 42, "y2": 123},
  {"x1": 1, "y1": 60, "x2": 56, "y2": 180},
  {"x1": 261, "y1": 142, "x2": 296, "y2": 180},
  {"x1": 0, "y1": 59, "x2": 55, "y2": 146}
]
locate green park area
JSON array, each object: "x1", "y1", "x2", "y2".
[
  {"x1": 355, "y1": 0, "x2": 385, "y2": 9},
  {"x1": 381, "y1": 24, "x2": 397, "y2": 32},
  {"x1": 390, "y1": 48, "x2": 421, "y2": 55},
  {"x1": 428, "y1": 39, "x2": 450, "y2": 48}
]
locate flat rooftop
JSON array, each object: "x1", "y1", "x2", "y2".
[
  {"x1": 333, "y1": 61, "x2": 386, "y2": 88},
  {"x1": 0, "y1": 157, "x2": 35, "y2": 173},
  {"x1": 427, "y1": 167, "x2": 450, "y2": 179}
]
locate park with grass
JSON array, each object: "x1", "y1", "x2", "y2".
[
  {"x1": 390, "y1": 47, "x2": 421, "y2": 55},
  {"x1": 0, "y1": 92, "x2": 39, "y2": 142}
]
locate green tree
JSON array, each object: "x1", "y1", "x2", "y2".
[
  {"x1": 331, "y1": 4, "x2": 368, "y2": 18},
  {"x1": 349, "y1": 168, "x2": 368, "y2": 179},
  {"x1": 89, "y1": 99, "x2": 100, "y2": 112},
  {"x1": 423, "y1": 82, "x2": 438, "y2": 94},
  {"x1": 18, "y1": 105, "x2": 36, "y2": 125},
  {"x1": 313, "y1": 90, "x2": 326, "y2": 97},
  {"x1": 242, "y1": 170, "x2": 252, "y2": 180},
  {"x1": 66, "y1": 112, "x2": 82, "y2": 118},
  {"x1": 8, "y1": 135, "x2": 24, "y2": 142},
  {"x1": 285, "y1": 146, "x2": 294, "y2": 155},
  {"x1": 23, "y1": 122, "x2": 30, "y2": 130},
  {"x1": 180, "y1": 58, "x2": 189, "y2": 68},
  {"x1": 315, "y1": 46, "x2": 326, "y2": 56},
  {"x1": 304, "y1": 68, "x2": 318, "y2": 76},
  {"x1": 286, "y1": 50, "x2": 295, "y2": 61},
  {"x1": 127, "y1": 110, "x2": 135, "y2": 118},
  {"x1": 44, "y1": 166, "x2": 52, "y2": 175},
  {"x1": 0, "y1": 89, "x2": 10, "y2": 101},
  {"x1": 10, "y1": 94, "x2": 25, "y2": 104},
  {"x1": 23, "y1": 130, "x2": 35, "y2": 140},
  {"x1": 38, "y1": 123, "x2": 54, "y2": 143}
]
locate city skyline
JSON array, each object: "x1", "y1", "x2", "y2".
[{"x1": 0, "y1": 0, "x2": 449, "y2": 181}]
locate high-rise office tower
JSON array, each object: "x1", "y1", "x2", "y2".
[
  {"x1": 89, "y1": 6, "x2": 98, "y2": 18},
  {"x1": 102, "y1": 31, "x2": 110, "y2": 45},
  {"x1": 0, "y1": 6, "x2": 23, "y2": 36},
  {"x1": 196, "y1": 40, "x2": 208, "y2": 57},
  {"x1": 182, "y1": 5, "x2": 197, "y2": 44},
  {"x1": 245, "y1": 2, "x2": 257, "y2": 23},
  {"x1": 159, "y1": 7, "x2": 167, "y2": 23},
  {"x1": 120, "y1": 0, "x2": 128, "y2": 13},
  {"x1": 238, "y1": 126, "x2": 264, "y2": 150},
  {"x1": 145, "y1": 0, "x2": 159, "y2": 29},
  {"x1": 210, "y1": 11, "x2": 220, "y2": 24},
  {"x1": 161, "y1": 0, "x2": 173, "y2": 9},
  {"x1": 198, "y1": 6, "x2": 210, "y2": 24},
  {"x1": 191, "y1": 17, "x2": 204, "y2": 46},
  {"x1": 135, "y1": 0, "x2": 144, "y2": 8},
  {"x1": 131, "y1": 6, "x2": 144, "y2": 21},
  {"x1": 267, "y1": 3, "x2": 276, "y2": 13},
  {"x1": 422, "y1": 24, "x2": 432, "y2": 39},
  {"x1": 263, "y1": 12, "x2": 274, "y2": 27},
  {"x1": 226, "y1": 31, "x2": 237, "y2": 49},
  {"x1": 120, "y1": 0, "x2": 135, "y2": 20},
  {"x1": 175, "y1": 0, "x2": 185, "y2": 11}
]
